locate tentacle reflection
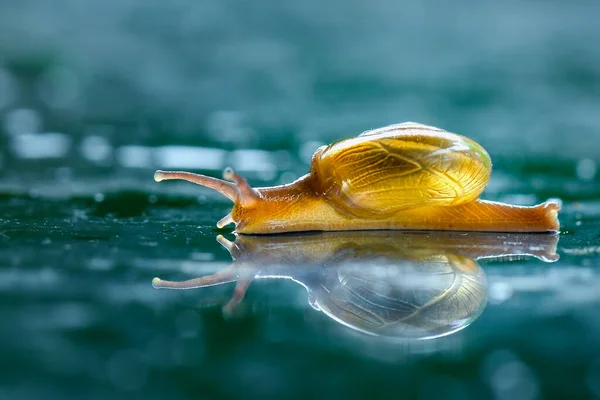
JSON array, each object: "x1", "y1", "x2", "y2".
[{"x1": 153, "y1": 231, "x2": 559, "y2": 339}]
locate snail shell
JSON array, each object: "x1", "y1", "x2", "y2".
[{"x1": 311, "y1": 122, "x2": 492, "y2": 217}]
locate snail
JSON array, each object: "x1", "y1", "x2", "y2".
[
  {"x1": 152, "y1": 231, "x2": 559, "y2": 339},
  {"x1": 154, "y1": 122, "x2": 561, "y2": 234}
]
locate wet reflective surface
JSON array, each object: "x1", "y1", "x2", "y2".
[
  {"x1": 1, "y1": 191, "x2": 600, "y2": 399},
  {"x1": 2, "y1": 0, "x2": 600, "y2": 399},
  {"x1": 154, "y1": 232, "x2": 559, "y2": 340}
]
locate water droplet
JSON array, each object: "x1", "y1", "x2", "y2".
[
  {"x1": 491, "y1": 361, "x2": 538, "y2": 400},
  {"x1": 482, "y1": 349, "x2": 539, "y2": 400},
  {"x1": 11, "y1": 133, "x2": 71, "y2": 159},
  {"x1": 148, "y1": 194, "x2": 157, "y2": 204},
  {"x1": 71, "y1": 209, "x2": 88, "y2": 221},
  {"x1": 80, "y1": 135, "x2": 113, "y2": 164},
  {"x1": 94, "y1": 193, "x2": 105, "y2": 202},
  {"x1": 489, "y1": 282, "x2": 513, "y2": 304},
  {"x1": 577, "y1": 159, "x2": 597, "y2": 181}
]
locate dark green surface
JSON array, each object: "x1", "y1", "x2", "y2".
[
  {"x1": 1, "y1": 192, "x2": 599, "y2": 400},
  {"x1": 1, "y1": 1, "x2": 600, "y2": 399}
]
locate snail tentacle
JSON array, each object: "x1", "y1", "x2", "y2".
[
  {"x1": 152, "y1": 268, "x2": 237, "y2": 289},
  {"x1": 216, "y1": 234, "x2": 235, "y2": 252},
  {"x1": 223, "y1": 279, "x2": 253, "y2": 314},
  {"x1": 217, "y1": 213, "x2": 234, "y2": 229},
  {"x1": 154, "y1": 170, "x2": 238, "y2": 202},
  {"x1": 223, "y1": 167, "x2": 260, "y2": 207}
]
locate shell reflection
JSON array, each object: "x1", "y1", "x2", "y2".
[
  {"x1": 320, "y1": 256, "x2": 485, "y2": 339},
  {"x1": 153, "y1": 232, "x2": 559, "y2": 340}
]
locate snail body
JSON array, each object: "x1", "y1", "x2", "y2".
[{"x1": 154, "y1": 122, "x2": 560, "y2": 234}]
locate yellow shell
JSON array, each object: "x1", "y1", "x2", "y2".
[{"x1": 311, "y1": 122, "x2": 492, "y2": 218}]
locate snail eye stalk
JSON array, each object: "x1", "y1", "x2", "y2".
[
  {"x1": 152, "y1": 267, "x2": 237, "y2": 290},
  {"x1": 222, "y1": 167, "x2": 260, "y2": 207},
  {"x1": 154, "y1": 170, "x2": 238, "y2": 202}
]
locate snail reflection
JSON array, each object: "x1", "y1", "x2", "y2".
[{"x1": 153, "y1": 232, "x2": 559, "y2": 340}]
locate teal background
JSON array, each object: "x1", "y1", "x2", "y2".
[{"x1": 1, "y1": 0, "x2": 600, "y2": 399}]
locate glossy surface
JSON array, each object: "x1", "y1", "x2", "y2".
[
  {"x1": 1, "y1": 192, "x2": 599, "y2": 400},
  {"x1": 154, "y1": 231, "x2": 561, "y2": 339},
  {"x1": 313, "y1": 122, "x2": 492, "y2": 215}
]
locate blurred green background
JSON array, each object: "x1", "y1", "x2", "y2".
[{"x1": 1, "y1": 0, "x2": 600, "y2": 399}]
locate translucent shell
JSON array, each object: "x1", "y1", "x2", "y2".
[{"x1": 311, "y1": 122, "x2": 492, "y2": 218}]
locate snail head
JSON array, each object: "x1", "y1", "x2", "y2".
[{"x1": 154, "y1": 167, "x2": 261, "y2": 230}]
